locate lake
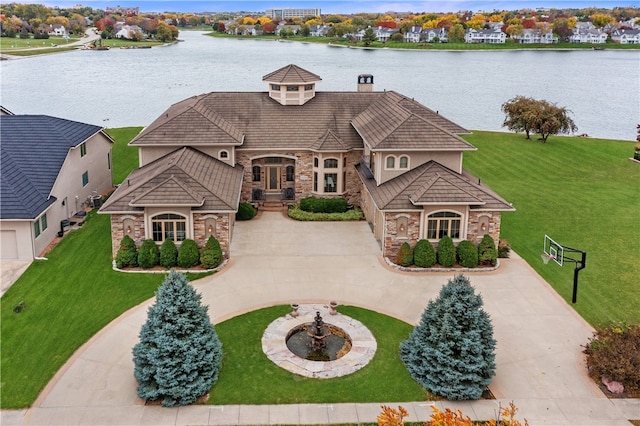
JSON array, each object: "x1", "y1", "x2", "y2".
[{"x1": 1, "y1": 31, "x2": 638, "y2": 140}]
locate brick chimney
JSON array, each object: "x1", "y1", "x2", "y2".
[{"x1": 358, "y1": 74, "x2": 374, "y2": 92}]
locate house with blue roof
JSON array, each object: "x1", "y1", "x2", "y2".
[{"x1": 0, "y1": 113, "x2": 114, "y2": 260}]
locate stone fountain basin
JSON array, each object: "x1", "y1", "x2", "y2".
[{"x1": 261, "y1": 303, "x2": 377, "y2": 379}]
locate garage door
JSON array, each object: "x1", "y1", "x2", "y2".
[{"x1": 1, "y1": 230, "x2": 18, "y2": 259}]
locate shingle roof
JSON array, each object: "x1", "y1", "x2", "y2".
[
  {"x1": 356, "y1": 161, "x2": 514, "y2": 212},
  {"x1": 0, "y1": 115, "x2": 103, "y2": 220},
  {"x1": 351, "y1": 91, "x2": 475, "y2": 151},
  {"x1": 100, "y1": 147, "x2": 243, "y2": 213},
  {"x1": 131, "y1": 91, "x2": 470, "y2": 153},
  {"x1": 262, "y1": 64, "x2": 322, "y2": 84}
]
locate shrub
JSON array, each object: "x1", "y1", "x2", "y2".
[
  {"x1": 177, "y1": 239, "x2": 200, "y2": 268},
  {"x1": 299, "y1": 196, "x2": 347, "y2": 213},
  {"x1": 478, "y1": 234, "x2": 498, "y2": 266},
  {"x1": 457, "y1": 240, "x2": 478, "y2": 268},
  {"x1": 115, "y1": 235, "x2": 138, "y2": 268},
  {"x1": 236, "y1": 202, "x2": 256, "y2": 221},
  {"x1": 400, "y1": 275, "x2": 496, "y2": 400},
  {"x1": 137, "y1": 239, "x2": 159, "y2": 269},
  {"x1": 200, "y1": 235, "x2": 223, "y2": 269},
  {"x1": 583, "y1": 323, "x2": 640, "y2": 396},
  {"x1": 288, "y1": 205, "x2": 363, "y2": 221},
  {"x1": 498, "y1": 239, "x2": 511, "y2": 258},
  {"x1": 413, "y1": 239, "x2": 436, "y2": 268},
  {"x1": 133, "y1": 271, "x2": 223, "y2": 406},
  {"x1": 159, "y1": 238, "x2": 178, "y2": 268},
  {"x1": 395, "y1": 242, "x2": 413, "y2": 267},
  {"x1": 436, "y1": 236, "x2": 455, "y2": 267}
]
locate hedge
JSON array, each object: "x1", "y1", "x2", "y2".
[
  {"x1": 177, "y1": 239, "x2": 200, "y2": 268},
  {"x1": 236, "y1": 202, "x2": 257, "y2": 221},
  {"x1": 437, "y1": 236, "x2": 456, "y2": 267},
  {"x1": 299, "y1": 197, "x2": 347, "y2": 213},
  {"x1": 138, "y1": 239, "x2": 159, "y2": 269},
  {"x1": 115, "y1": 235, "x2": 138, "y2": 268},
  {"x1": 457, "y1": 240, "x2": 479, "y2": 268},
  {"x1": 413, "y1": 239, "x2": 436, "y2": 268}
]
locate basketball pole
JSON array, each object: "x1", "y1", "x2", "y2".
[{"x1": 561, "y1": 246, "x2": 587, "y2": 304}]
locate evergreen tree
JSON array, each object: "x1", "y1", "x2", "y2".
[
  {"x1": 399, "y1": 275, "x2": 496, "y2": 400},
  {"x1": 414, "y1": 239, "x2": 436, "y2": 268},
  {"x1": 395, "y1": 242, "x2": 414, "y2": 267},
  {"x1": 133, "y1": 270, "x2": 223, "y2": 406},
  {"x1": 437, "y1": 235, "x2": 456, "y2": 267}
]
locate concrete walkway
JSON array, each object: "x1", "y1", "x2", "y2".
[{"x1": 2, "y1": 211, "x2": 638, "y2": 425}]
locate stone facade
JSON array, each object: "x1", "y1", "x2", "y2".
[
  {"x1": 466, "y1": 210, "x2": 501, "y2": 248},
  {"x1": 109, "y1": 213, "x2": 145, "y2": 258},
  {"x1": 109, "y1": 212, "x2": 232, "y2": 260},
  {"x1": 383, "y1": 211, "x2": 422, "y2": 259}
]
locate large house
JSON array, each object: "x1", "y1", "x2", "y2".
[
  {"x1": 0, "y1": 113, "x2": 114, "y2": 260},
  {"x1": 99, "y1": 65, "x2": 513, "y2": 260}
]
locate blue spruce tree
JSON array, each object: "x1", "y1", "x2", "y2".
[
  {"x1": 133, "y1": 270, "x2": 222, "y2": 406},
  {"x1": 399, "y1": 274, "x2": 496, "y2": 400}
]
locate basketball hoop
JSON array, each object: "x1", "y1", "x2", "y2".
[{"x1": 541, "y1": 253, "x2": 554, "y2": 265}]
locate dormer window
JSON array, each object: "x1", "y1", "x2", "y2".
[
  {"x1": 271, "y1": 84, "x2": 280, "y2": 90},
  {"x1": 287, "y1": 85, "x2": 299, "y2": 91},
  {"x1": 219, "y1": 150, "x2": 229, "y2": 160},
  {"x1": 304, "y1": 84, "x2": 313, "y2": 90}
]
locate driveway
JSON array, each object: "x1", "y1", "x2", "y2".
[{"x1": 2, "y1": 211, "x2": 638, "y2": 426}]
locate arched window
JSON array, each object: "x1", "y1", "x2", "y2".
[
  {"x1": 314, "y1": 157, "x2": 319, "y2": 167},
  {"x1": 252, "y1": 165, "x2": 261, "y2": 182},
  {"x1": 219, "y1": 150, "x2": 229, "y2": 159},
  {"x1": 399, "y1": 156, "x2": 409, "y2": 169},
  {"x1": 324, "y1": 158, "x2": 338, "y2": 168},
  {"x1": 386, "y1": 156, "x2": 395, "y2": 169},
  {"x1": 286, "y1": 165, "x2": 295, "y2": 181},
  {"x1": 152, "y1": 214, "x2": 186, "y2": 242},
  {"x1": 427, "y1": 212, "x2": 461, "y2": 240}
]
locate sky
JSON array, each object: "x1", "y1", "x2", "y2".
[{"x1": 9, "y1": 0, "x2": 639, "y2": 14}]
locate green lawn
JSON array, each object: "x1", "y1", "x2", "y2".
[
  {"x1": 0, "y1": 36, "x2": 80, "y2": 50},
  {"x1": 211, "y1": 305, "x2": 426, "y2": 404},
  {"x1": 106, "y1": 127, "x2": 142, "y2": 184},
  {"x1": 462, "y1": 131, "x2": 640, "y2": 326}
]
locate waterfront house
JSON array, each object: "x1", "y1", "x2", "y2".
[
  {"x1": 611, "y1": 29, "x2": 640, "y2": 44},
  {"x1": 47, "y1": 24, "x2": 67, "y2": 37},
  {"x1": 464, "y1": 28, "x2": 506, "y2": 44},
  {"x1": 99, "y1": 65, "x2": 513, "y2": 261},
  {"x1": 404, "y1": 26, "x2": 423, "y2": 43},
  {"x1": 0, "y1": 114, "x2": 114, "y2": 260},
  {"x1": 570, "y1": 29, "x2": 608, "y2": 43},
  {"x1": 513, "y1": 29, "x2": 558, "y2": 44}
]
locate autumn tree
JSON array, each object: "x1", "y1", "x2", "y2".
[
  {"x1": 530, "y1": 100, "x2": 577, "y2": 142},
  {"x1": 448, "y1": 23, "x2": 465, "y2": 42},
  {"x1": 400, "y1": 275, "x2": 496, "y2": 400},
  {"x1": 501, "y1": 95, "x2": 539, "y2": 139},
  {"x1": 133, "y1": 270, "x2": 223, "y2": 407}
]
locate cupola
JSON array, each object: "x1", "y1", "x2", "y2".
[{"x1": 262, "y1": 64, "x2": 322, "y2": 106}]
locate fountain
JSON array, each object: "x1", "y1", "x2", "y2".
[{"x1": 286, "y1": 311, "x2": 352, "y2": 361}]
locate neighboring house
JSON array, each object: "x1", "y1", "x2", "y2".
[
  {"x1": 115, "y1": 25, "x2": 143, "y2": 39},
  {"x1": 99, "y1": 65, "x2": 513, "y2": 261},
  {"x1": 570, "y1": 29, "x2": 608, "y2": 43},
  {"x1": 611, "y1": 29, "x2": 640, "y2": 44},
  {"x1": 465, "y1": 28, "x2": 506, "y2": 43},
  {"x1": 404, "y1": 26, "x2": 423, "y2": 43},
  {"x1": 309, "y1": 25, "x2": 330, "y2": 37},
  {"x1": 0, "y1": 114, "x2": 114, "y2": 260},
  {"x1": 48, "y1": 24, "x2": 67, "y2": 37},
  {"x1": 424, "y1": 28, "x2": 448, "y2": 42},
  {"x1": 276, "y1": 24, "x2": 300, "y2": 36},
  {"x1": 374, "y1": 26, "x2": 398, "y2": 41},
  {"x1": 513, "y1": 29, "x2": 558, "y2": 44}
]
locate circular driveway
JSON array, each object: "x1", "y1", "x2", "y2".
[{"x1": 22, "y1": 211, "x2": 621, "y2": 426}]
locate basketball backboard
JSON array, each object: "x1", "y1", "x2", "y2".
[{"x1": 543, "y1": 235, "x2": 564, "y2": 266}]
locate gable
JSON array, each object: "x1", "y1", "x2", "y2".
[
  {"x1": 100, "y1": 147, "x2": 243, "y2": 213},
  {"x1": 357, "y1": 160, "x2": 513, "y2": 212}
]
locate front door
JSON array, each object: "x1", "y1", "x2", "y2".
[{"x1": 266, "y1": 166, "x2": 281, "y2": 192}]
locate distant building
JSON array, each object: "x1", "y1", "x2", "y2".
[
  {"x1": 106, "y1": 6, "x2": 139, "y2": 15},
  {"x1": 266, "y1": 8, "x2": 321, "y2": 20}
]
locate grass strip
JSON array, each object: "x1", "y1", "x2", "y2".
[{"x1": 210, "y1": 305, "x2": 426, "y2": 404}]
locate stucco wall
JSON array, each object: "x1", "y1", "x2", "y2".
[
  {"x1": 378, "y1": 151, "x2": 463, "y2": 184},
  {"x1": 138, "y1": 146, "x2": 235, "y2": 167},
  {"x1": 0, "y1": 221, "x2": 34, "y2": 260}
]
